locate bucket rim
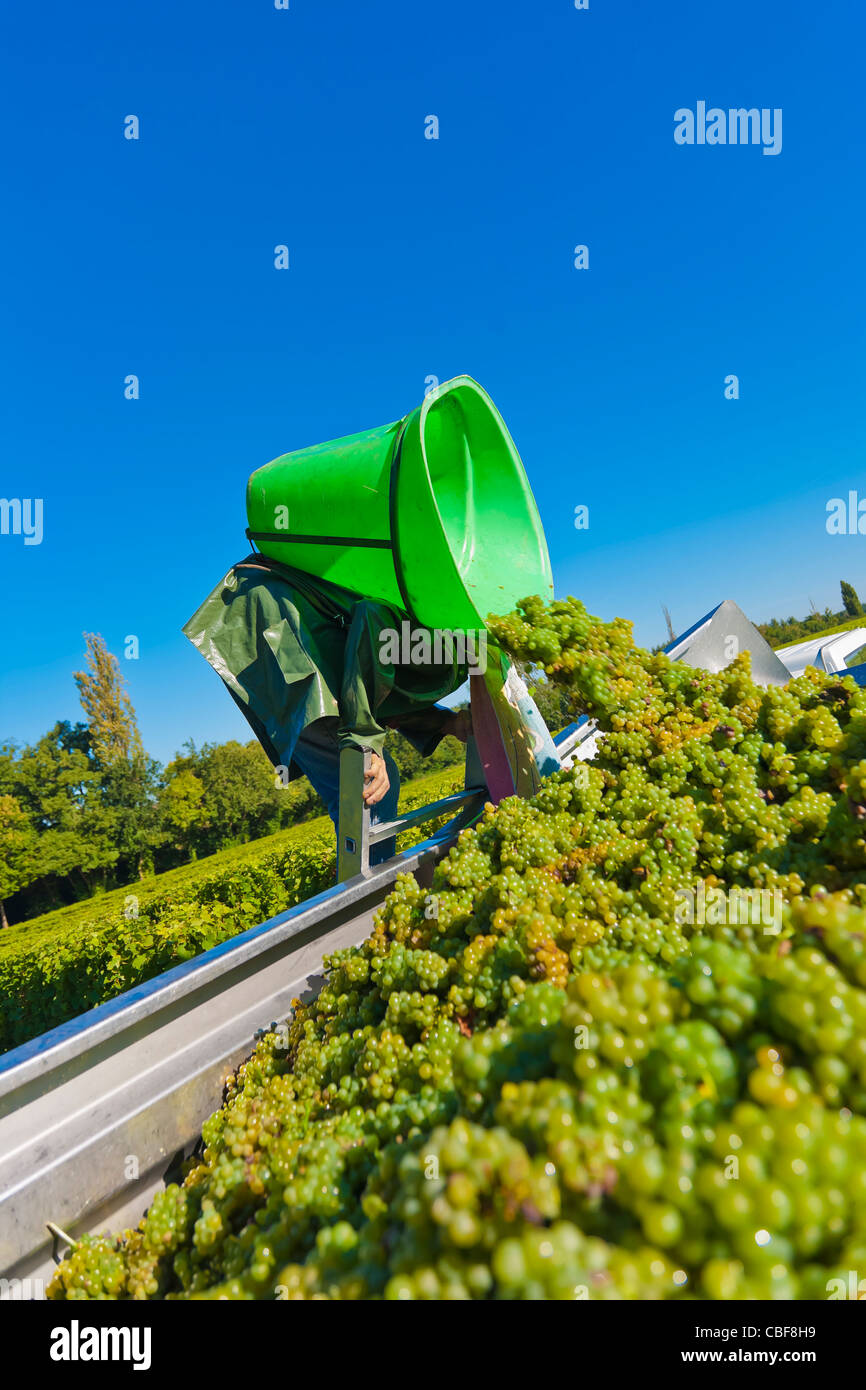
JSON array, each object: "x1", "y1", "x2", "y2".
[
  {"x1": 394, "y1": 374, "x2": 552, "y2": 630},
  {"x1": 389, "y1": 376, "x2": 494, "y2": 629}
]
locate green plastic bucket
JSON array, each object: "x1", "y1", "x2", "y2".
[{"x1": 245, "y1": 375, "x2": 553, "y2": 631}]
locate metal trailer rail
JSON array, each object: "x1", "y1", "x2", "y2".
[
  {"x1": 775, "y1": 626, "x2": 866, "y2": 679},
  {"x1": 0, "y1": 724, "x2": 583, "y2": 1296}
]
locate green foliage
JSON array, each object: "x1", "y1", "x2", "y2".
[
  {"x1": 157, "y1": 769, "x2": 205, "y2": 842},
  {"x1": 1, "y1": 722, "x2": 119, "y2": 909},
  {"x1": 0, "y1": 794, "x2": 37, "y2": 929},
  {"x1": 161, "y1": 740, "x2": 311, "y2": 861},
  {"x1": 516, "y1": 666, "x2": 569, "y2": 734},
  {"x1": 386, "y1": 729, "x2": 466, "y2": 783},
  {"x1": 99, "y1": 754, "x2": 164, "y2": 880},
  {"x1": 756, "y1": 605, "x2": 849, "y2": 649}
]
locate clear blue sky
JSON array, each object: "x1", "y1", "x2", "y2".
[{"x1": 1, "y1": 1, "x2": 863, "y2": 764}]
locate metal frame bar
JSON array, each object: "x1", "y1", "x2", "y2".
[
  {"x1": 336, "y1": 746, "x2": 372, "y2": 880},
  {"x1": 552, "y1": 718, "x2": 594, "y2": 761},
  {"x1": 368, "y1": 788, "x2": 483, "y2": 844},
  {"x1": 336, "y1": 735, "x2": 488, "y2": 882}
]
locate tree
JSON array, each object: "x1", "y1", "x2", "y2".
[
  {"x1": 73, "y1": 633, "x2": 144, "y2": 766},
  {"x1": 841, "y1": 581, "x2": 864, "y2": 619},
  {"x1": 160, "y1": 768, "x2": 205, "y2": 834},
  {"x1": 158, "y1": 768, "x2": 205, "y2": 861},
  {"x1": 74, "y1": 634, "x2": 158, "y2": 879},
  {"x1": 662, "y1": 605, "x2": 676, "y2": 643},
  {"x1": 99, "y1": 754, "x2": 163, "y2": 880},
  {"x1": 0, "y1": 794, "x2": 37, "y2": 928},
  {"x1": 10, "y1": 723, "x2": 118, "y2": 905},
  {"x1": 198, "y1": 741, "x2": 287, "y2": 849},
  {"x1": 164, "y1": 740, "x2": 293, "y2": 855},
  {"x1": 757, "y1": 605, "x2": 843, "y2": 648},
  {"x1": 511, "y1": 664, "x2": 569, "y2": 735},
  {"x1": 387, "y1": 732, "x2": 424, "y2": 781}
]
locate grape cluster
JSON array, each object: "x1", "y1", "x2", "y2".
[{"x1": 48, "y1": 595, "x2": 866, "y2": 1301}]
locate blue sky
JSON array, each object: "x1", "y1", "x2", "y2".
[{"x1": 1, "y1": 0, "x2": 863, "y2": 764}]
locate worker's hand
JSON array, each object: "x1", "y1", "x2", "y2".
[
  {"x1": 363, "y1": 752, "x2": 390, "y2": 806},
  {"x1": 447, "y1": 708, "x2": 473, "y2": 743}
]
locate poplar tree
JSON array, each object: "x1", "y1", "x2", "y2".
[
  {"x1": 840, "y1": 582, "x2": 864, "y2": 619},
  {"x1": 73, "y1": 633, "x2": 144, "y2": 766},
  {"x1": 74, "y1": 634, "x2": 159, "y2": 879}
]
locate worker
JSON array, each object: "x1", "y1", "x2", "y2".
[{"x1": 183, "y1": 551, "x2": 472, "y2": 864}]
